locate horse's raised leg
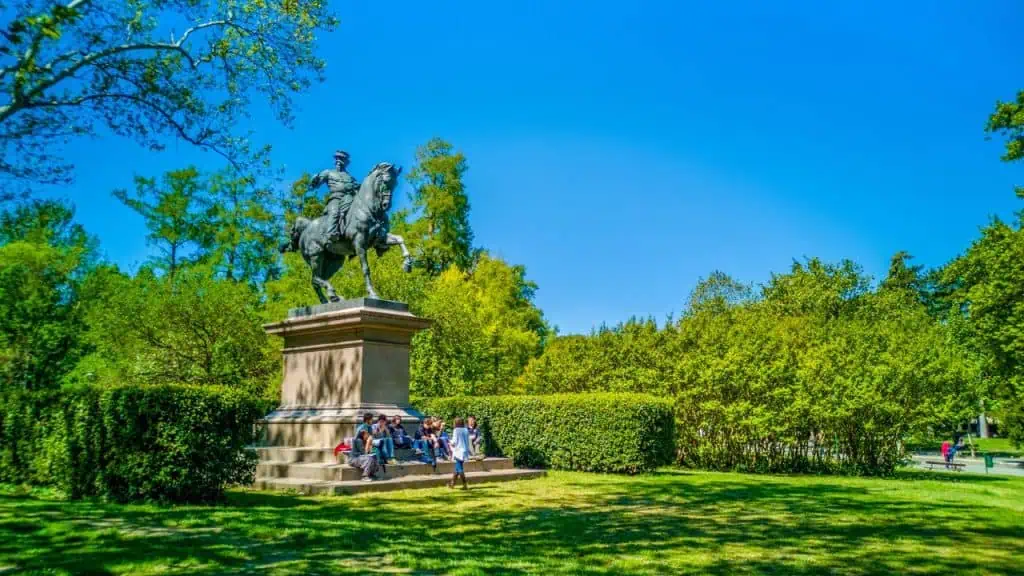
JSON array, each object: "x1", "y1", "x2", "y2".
[
  {"x1": 385, "y1": 233, "x2": 414, "y2": 273},
  {"x1": 354, "y1": 235, "x2": 378, "y2": 299}
]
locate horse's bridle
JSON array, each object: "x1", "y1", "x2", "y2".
[{"x1": 376, "y1": 169, "x2": 393, "y2": 212}]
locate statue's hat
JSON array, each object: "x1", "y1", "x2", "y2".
[{"x1": 334, "y1": 150, "x2": 350, "y2": 161}]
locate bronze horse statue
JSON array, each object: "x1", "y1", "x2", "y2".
[{"x1": 282, "y1": 162, "x2": 412, "y2": 303}]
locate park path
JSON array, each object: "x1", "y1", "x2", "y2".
[{"x1": 910, "y1": 455, "x2": 1024, "y2": 477}]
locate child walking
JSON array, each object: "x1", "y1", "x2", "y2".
[{"x1": 448, "y1": 417, "x2": 471, "y2": 490}]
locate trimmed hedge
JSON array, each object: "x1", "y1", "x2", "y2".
[
  {"x1": 0, "y1": 384, "x2": 268, "y2": 502},
  {"x1": 415, "y1": 393, "x2": 675, "y2": 473}
]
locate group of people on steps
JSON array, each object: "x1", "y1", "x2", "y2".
[{"x1": 345, "y1": 413, "x2": 483, "y2": 489}]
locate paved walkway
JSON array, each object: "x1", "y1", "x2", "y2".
[{"x1": 910, "y1": 455, "x2": 1024, "y2": 477}]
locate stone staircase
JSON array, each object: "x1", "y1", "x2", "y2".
[{"x1": 251, "y1": 447, "x2": 545, "y2": 495}]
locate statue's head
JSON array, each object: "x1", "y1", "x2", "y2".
[
  {"x1": 369, "y1": 162, "x2": 402, "y2": 211},
  {"x1": 334, "y1": 150, "x2": 350, "y2": 170}
]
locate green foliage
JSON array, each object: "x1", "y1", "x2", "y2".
[
  {"x1": 939, "y1": 216, "x2": 1024, "y2": 446},
  {"x1": 986, "y1": 88, "x2": 1024, "y2": 197},
  {"x1": 0, "y1": 200, "x2": 97, "y2": 391},
  {"x1": 0, "y1": 384, "x2": 267, "y2": 502},
  {"x1": 115, "y1": 167, "x2": 279, "y2": 284},
  {"x1": 0, "y1": 0, "x2": 338, "y2": 193},
  {"x1": 398, "y1": 138, "x2": 475, "y2": 274},
  {"x1": 98, "y1": 384, "x2": 268, "y2": 503},
  {"x1": 416, "y1": 393, "x2": 675, "y2": 473},
  {"x1": 409, "y1": 254, "x2": 548, "y2": 397},
  {"x1": 521, "y1": 259, "x2": 981, "y2": 476},
  {"x1": 519, "y1": 318, "x2": 674, "y2": 395},
  {"x1": 74, "y1": 265, "x2": 276, "y2": 396},
  {"x1": 113, "y1": 167, "x2": 205, "y2": 279},
  {"x1": 196, "y1": 170, "x2": 280, "y2": 285}
]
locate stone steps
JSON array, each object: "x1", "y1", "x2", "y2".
[
  {"x1": 252, "y1": 468, "x2": 546, "y2": 496},
  {"x1": 256, "y1": 456, "x2": 514, "y2": 482}
]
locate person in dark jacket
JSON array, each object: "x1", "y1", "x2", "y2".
[
  {"x1": 413, "y1": 418, "x2": 437, "y2": 469},
  {"x1": 390, "y1": 415, "x2": 413, "y2": 449}
]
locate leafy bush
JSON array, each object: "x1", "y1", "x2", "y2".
[
  {"x1": 0, "y1": 384, "x2": 267, "y2": 502},
  {"x1": 515, "y1": 260, "x2": 982, "y2": 476},
  {"x1": 416, "y1": 393, "x2": 674, "y2": 473},
  {"x1": 73, "y1": 266, "x2": 277, "y2": 394}
]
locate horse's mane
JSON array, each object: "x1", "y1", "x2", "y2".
[{"x1": 358, "y1": 162, "x2": 393, "y2": 192}]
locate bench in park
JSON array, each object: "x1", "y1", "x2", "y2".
[{"x1": 924, "y1": 460, "x2": 966, "y2": 471}]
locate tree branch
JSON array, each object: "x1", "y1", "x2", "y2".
[
  {"x1": 1, "y1": 17, "x2": 254, "y2": 124},
  {"x1": 27, "y1": 91, "x2": 240, "y2": 171}
]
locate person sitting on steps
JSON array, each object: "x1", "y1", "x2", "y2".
[
  {"x1": 467, "y1": 415, "x2": 484, "y2": 460},
  {"x1": 435, "y1": 419, "x2": 452, "y2": 461},
  {"x1": 348, "y1": 429, "x2": 380, "y2": 482},
  {"x1": 355, "y1": 413, "x2": 373, "y2": 437},
  {"x1": 413, "y1": 418, "x2": 437, "y2": 471},
  {"x1": 390, "y1": 415, "x2": 414, "y2": 450},
  {"x1": 372, "y1": 414, "x2": 396, "y2": 464}
]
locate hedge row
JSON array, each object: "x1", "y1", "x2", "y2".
[
  {"x1": 416, "y1": 393, "x2": 675, "y2": 473},
  {"x1": 0, "y1": 384, "x2": 268, "y2": 502}
]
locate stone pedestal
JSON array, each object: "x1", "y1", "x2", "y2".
[{"x1": 260, "y1": 298, "x2": 431, "y2": 447}]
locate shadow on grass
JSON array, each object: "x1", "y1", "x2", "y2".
[{"x1": 1, "y1": 469, "x2": 1022, "y2": 575}]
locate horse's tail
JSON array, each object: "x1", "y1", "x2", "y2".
[{"x1": 280, "y1": 217, "x2": 310, "y2": 253}]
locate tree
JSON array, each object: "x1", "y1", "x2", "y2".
[
  {"x1": 881, "y1": 251, "x2": 924, "y2": 294},
  {"x1": 941, "y1": 216, "x2": 1024, "y2": 445},
  {"x1": 399, "y1": 138, "x2": 474, "y2": 274},
  {"x1": 0, "y1": 199, "x2": 97, "y2": 390},
  {"x1": 685, "y1": 270, "x2": 754, "y2": 316},
  {"x1": 0, "y1": 0, "x2": 337, "y2": 195},
  {"x1": 114, "y1": 166, "x2": 204, "y2": 279},
  {"x1": 987, "y1": 89, "x2": 1024, "y2": 197},
  {"x1": 73, "y1": 264, "x2": 276, "y2": 395},
  {"x1": 196, "y1": 169, "x2": 279, "y2": 285},
  {"x1": 409, "y1": 254, "x2": 547, "y2": 397},
  {"x1": 519, "y1": 258, "x2": 980, "y2": 475}
]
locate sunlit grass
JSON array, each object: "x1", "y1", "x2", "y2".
[{"x1": 1, "y1": 469, "x2": 1022, "y2": 575}]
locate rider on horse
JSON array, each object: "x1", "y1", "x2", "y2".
[{"x1": 310, "y1": 150, "x2": 361, "y2": 244}]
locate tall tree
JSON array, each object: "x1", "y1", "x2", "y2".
[
  {"x1": 941, "y1": 217, "x2": 1024, "y2": 445},
  {"x1": 196, "y1": 169, "x2": 278, "y2": 285},
  {"x1": 0, "y1": 199, "x2": 97, "y2": 390},
  {"x1": 114, "y1": 166, "x2": 203, "y2": 279},
  {"x1": 399, "y1": 138, "x2": 474, "y2": 274},
  {"x1": 685, "y1": 270, "x2": 755, "y2": 316},
  {"x1": 0, "y1": 0, "x2": 337, "y2": 196},
  {"x1": 0, "y1": 196, "x2": 96, "y2": 259}
]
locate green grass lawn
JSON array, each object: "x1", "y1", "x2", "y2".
[{"x1": 1, "y1": 469, "x2": 1023, "y2": 575}]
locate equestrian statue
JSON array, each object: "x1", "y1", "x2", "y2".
[{"x1": 281, "y1": 150, "x2": 413, "y2": 303}]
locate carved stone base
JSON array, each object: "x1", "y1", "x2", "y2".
[{"x1": 260, "y1": 298, "x2": 431, "y2": 448}]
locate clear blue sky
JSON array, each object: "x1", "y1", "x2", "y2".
[{"x1": 43, "y1": 0, "x2": 1023, "y2": 334}]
